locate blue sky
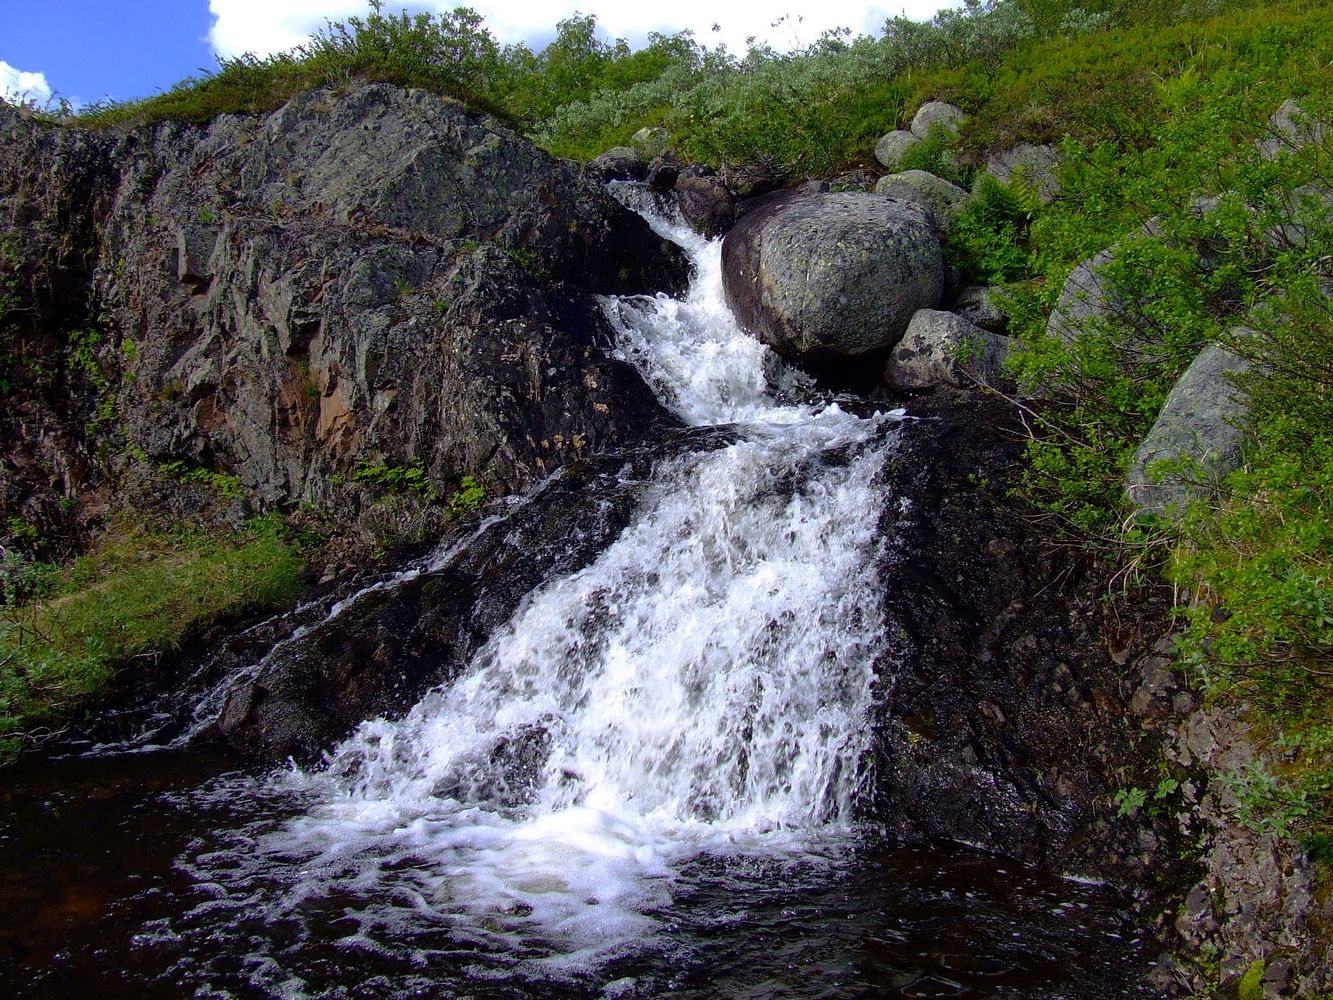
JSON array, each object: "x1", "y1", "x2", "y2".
[
  {"x1": 1, "y1": 1, "x2": 946, "y2": 108},
  {"x1": 1, "y1": 1, "x2": 215, "y2": 106}
]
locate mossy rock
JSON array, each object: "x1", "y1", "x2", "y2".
[{"x1": 1237, "y1": 959, "x2": 1264, "y2": 1000}]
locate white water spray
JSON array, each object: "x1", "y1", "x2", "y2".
[{"x1": 211, "y1": 193, "x2": 903, "y2": 972}]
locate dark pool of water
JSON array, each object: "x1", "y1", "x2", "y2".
[{"x1": 1, "y1": 747, "x2": 1156, "y2": 999}]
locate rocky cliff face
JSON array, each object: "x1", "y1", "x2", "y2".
[
  {"x1": 866, "y1": 391, "x2": 1179, "y2": 880},
  {"x1": 0, "y1": 84, "x2": 689, "y2": 544}
]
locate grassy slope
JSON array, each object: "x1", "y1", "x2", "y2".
[{"x1": 0, "y1": 522, "x2": 305, "y2": 755}]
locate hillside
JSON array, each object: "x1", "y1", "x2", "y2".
[{"x1": 2, "y1": 0, "x2": 1332, "y2": 995}]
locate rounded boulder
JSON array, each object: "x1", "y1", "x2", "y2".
[
  {"x1": 874, "y1": 170, "x2": 968, "y2": 227},
  {"x1": 910, "y1": 100, "x2": 965, "y2": 138},
  {"x1": 721, "y1": 191, "x2": 944, "y2": 370},
  {"x1": 875, "y1": 130, "x2": 921, "y2": 171}
]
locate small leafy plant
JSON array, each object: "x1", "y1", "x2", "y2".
[{"x1": 353, "y1": 459, "x2": 436, "y2": 498}]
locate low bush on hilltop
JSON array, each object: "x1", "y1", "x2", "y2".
[{"x1": 22, "y1": 0, "x2": 1321, "y2": 186}]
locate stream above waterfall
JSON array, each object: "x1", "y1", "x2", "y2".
[{"x1": 0, "y1": 193, "x2": 1156, "y2": 998}]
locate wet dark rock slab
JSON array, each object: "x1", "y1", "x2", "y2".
[
  {"x1": 202, "y1": 427, "x2": 735, "y2": 761},
  {"x1": 866, "y1": 391, "x2": 1175, "y2": 878}
]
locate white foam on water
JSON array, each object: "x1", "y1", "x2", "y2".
[{"x1": 186, "y1": 190, "x2": 901, "y2": 977}]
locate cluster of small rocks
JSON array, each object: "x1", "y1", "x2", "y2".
[{"x1": 589, "y1": 127, "x2": 758, "y2": 238}]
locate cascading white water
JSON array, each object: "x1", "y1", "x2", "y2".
[{"x1": 201, "y1": 192, "x2": 904, "y2": 975}]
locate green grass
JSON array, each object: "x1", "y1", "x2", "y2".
[
  {"x1": 909, "y1": 0, "x2": 1333, "y2": 154},
  {"x1": 0, "y1": 519, "x2": 305, "y2": 756}
]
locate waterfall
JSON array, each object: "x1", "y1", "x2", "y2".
[{"x1": 181, "y1": 191, "x2": 903, "y2": 977}]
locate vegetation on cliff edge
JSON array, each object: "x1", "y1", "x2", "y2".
[{"x1": 984, "y1": 65, "x2": 1333, "y2": 887}]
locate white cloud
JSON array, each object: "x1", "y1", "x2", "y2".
[
  {"x1": 0, "y1": 60, "x2": 54, "y2": 106},
  {"x1": 208, "y1": 1, "x2": 366, "y2": 60},
  {"x1": 208, "y1": 1, "x2": 949, "y2": 61}
]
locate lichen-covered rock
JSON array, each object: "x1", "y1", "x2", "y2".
[
  {"x1": 1126, "y1": 341, "x2": 1252, "y2": 517},
  {"x1": 1269, "y1": 180, "x2": 1333, "y2": 252},
  {"x1": 720, "y1": 166, "x2": 781, "y2": 199},
  {"x1": 630, "y1": 125, "x2": 671, "y2": 159},
  {"x1": 875, "y1": 129, "x2": 921, "y2": 171},
  {"x1": 830, "y1": 168, "x2": 877, "y2": 192},
  {"x1": 1046, "y1": 246, "x2": 1122, "y2": 344},
  {"x1": 910, "y1": 100, "x2": 965, "y2": 138},
  {"x1": 645, "y1": 158, "x2": 680, "y2": 190},
  {"x1": 674, "y1": 168, "x2": 736, "y2": 237},
  {"x1": 986, "y1": 142, "x2": 1062, "y2": 203},
  {"x1": 1161, "y1": 703, "x2": 1333, "y2": 997},
  {"x1": 884, "y1": 309, "x2": 1017, "y2": 392},
  {"x1": 720, "y1": 191, "x2": 943, "y2": 373},
  {"x1": 1259, "y1": 98, "x2": 1327, "y2": 158},
  {"x1": 0, "y1": 84, "x2": 689, "y2": 540},
  {"x1": 874, "y1": 169, "x2": 968, "y2": 227}
]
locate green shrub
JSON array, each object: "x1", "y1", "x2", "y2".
[
  {"x1": 1237, "y1": 960, "x2": 1266, "y2": 1000},
  {"x1": 159, "y1": 459, "x2": 245, "y2": 502},
  {"x1": 72, "y1": 1, "x2": 516, "y2": 129},
  {"x1": 944, "y1": 171, "x2": 1040, "y2": 283},
  {"x1": 1164, "y1": 272, "x2": 1333, "y2": 851},
  {"x1": 447, "y1": 474, "x2": 485, "y2": 516},
  {"x1": 1001, "y1": 68, "x2": 1330, "y2": 538},
  {"x1": 41, "y1": 0, "x2": 1331, "y2": 190},
  {"x1": 897, "y1": 123, "x2": 971, "y2": 186},
  {"x1": 988, "y1": 67, "x2": 1333, "y2": 850}
]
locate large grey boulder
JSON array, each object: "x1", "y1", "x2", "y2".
[
  {"x1": 1269, "y1": 180, "x2": 1333, "y2": 252},
  {"x1": 591, "y1": 145, "x2": 646, "y2": 181},
  {"x1": 986, "y1": 142, "x2": 1062, "y2": 203},
  {"x1": 1127, "y1": 342, "x2": 1252, "y2": 517},
  {"x1": 885, "y1": 309, "x2": 1017, "y2": 392},
  {"x1": 0, "y1": 84, "x2": 690, "y2": 533},
  {"x1": 910, "y1": 100, "x2": 965, "y2": 138},
  {"x1": 1046, "y1": 247, "x2": 1122, "y2": 344},
  {"x1": 1044, "y1": 187, "x2": 1299, "y2": 347},
  {"x1": 132, "y1": 85, "x2": 687, "y2": 295},
  {"x1": 1259, "y1": 99, "x2": 1327, "y2": 158},
  {"x1": 720, "y1": 191, "x2": 944, "y2": 371},
  {"x1": 630, "y1": 125, "x2": 671, "y2": 159},
  {"x1": 830, "y1": 169, "x2": 878, "y2": 193},
  {"x1": 953, "y1": 285, "x2": 1009, "y2": 333},
  {"x1": 674, "y1": 167, "x2": 737, "y2": 237},
  {"x1": 875, "y1": 130, "x2": 921, "y2": 171},
  {"x1": 875, "y1": 170, "x2": 968, "y2": 227}
]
